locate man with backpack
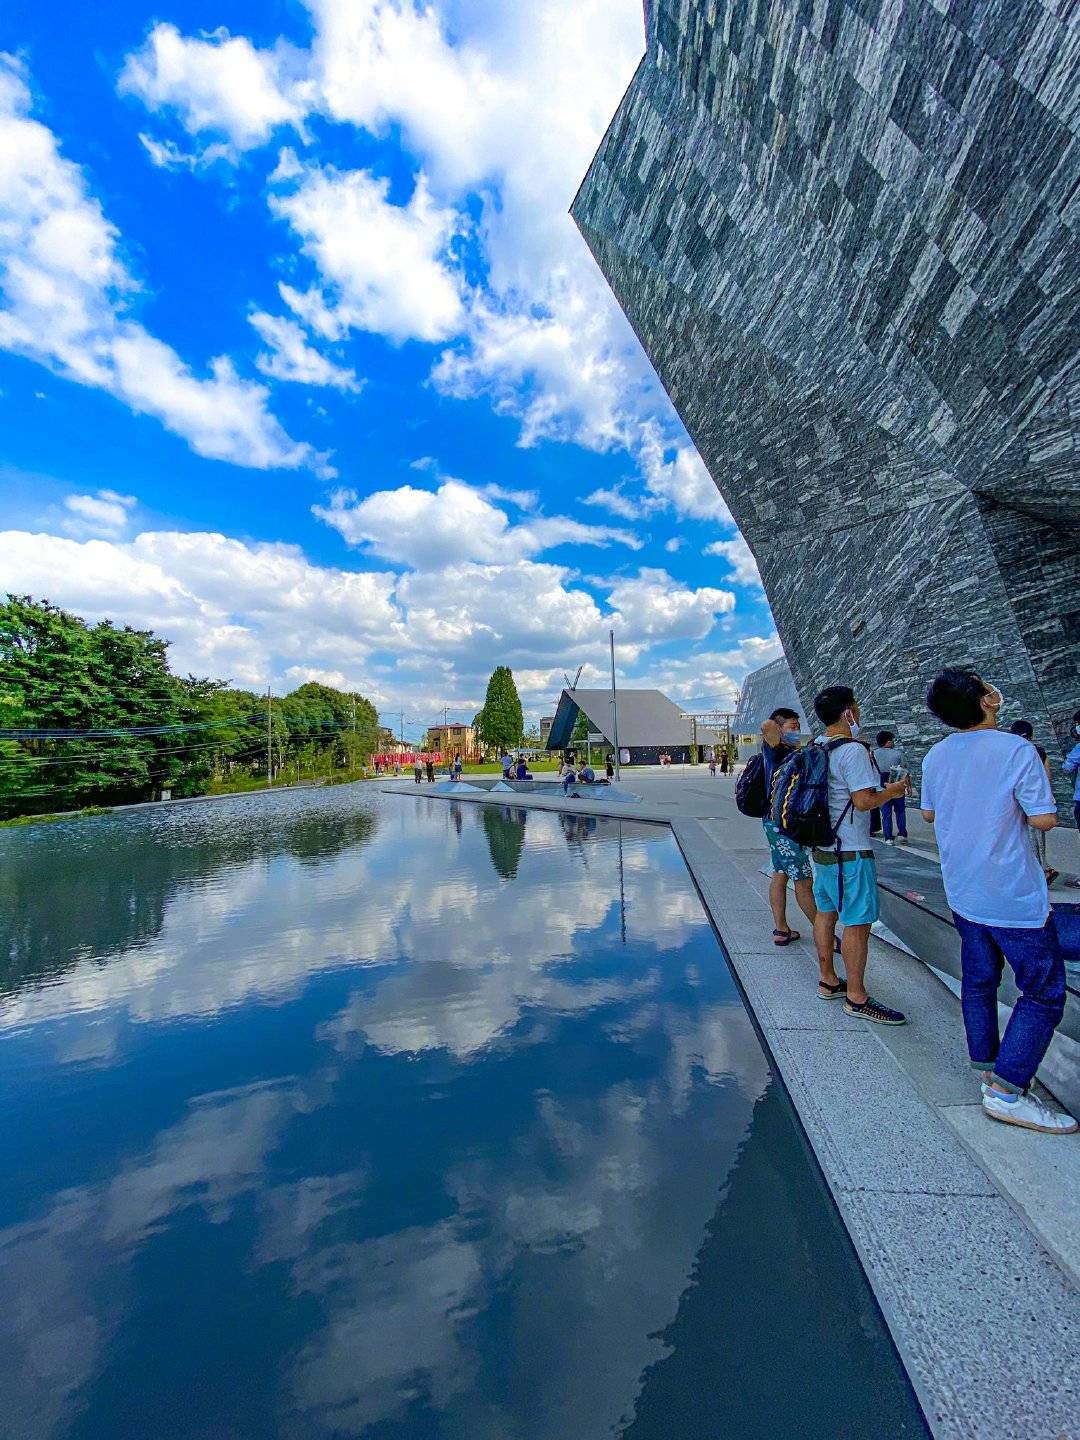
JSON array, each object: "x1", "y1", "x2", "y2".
[
  {"x1": 768, "y1": 685, "x2": 908, "y2": 1020},
  {"x1": 756, "y1": 707, "x2": 818, "y2": 946}
]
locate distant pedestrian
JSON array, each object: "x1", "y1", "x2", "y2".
[
  {"x1": 426, "y1": 758, "x2": 435, "y2": 784},
  {"x1": 414, "y1": 758, "x2": 423, "y2": 785},
  {"x1": 872, "y1": 731, "x2": 909, "y2": 843},
  {"x1": 720, "y1": 748, "x2": 731, "y2": 775},
  {"x1": 708, "y1": 755, "x2": 717, "y2": 777},
  {"x1": 808, "y1": 687, "x2": 908, "y2": 1024},
  {"x1": 922, "y1": 668, "x2": 1074, "y2": 1133},
  {"x1": 759, "y1": 708, "x2": 816, "y2": 948},
  {"x1": 501, "y1": 750, "x2": 513, "y2": 779},
  {"x1": 453, "y1": 754, "x2": 463, "y2": 781},
  {"x1": 1010, "y1": 720, "x2": 1056, "y2": 883},
  {"x1": 1065, "y1": 709, "x2": 1080, "y2": 885},
  {"x1": 605, "y1": 756, "x2": 614, "y2": 780}
]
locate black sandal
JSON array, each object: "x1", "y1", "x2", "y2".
[
  {"x1": 772, "y1": 927, "x2": 800, "y2": 946},
  {"x1": 817, "y1": 978, "x2": 847, "y2": 999}
]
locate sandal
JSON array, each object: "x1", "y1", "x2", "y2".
[
  {"x1": 817, "y1": 978, "x2": 847, "y2": 999},
  {"x1": 772, "y1": 927, "x2": 800, "y2": 946}
]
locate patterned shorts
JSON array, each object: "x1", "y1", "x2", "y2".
[{"x1": 763, "y1": 818, "x2": 813, "y2": 881}]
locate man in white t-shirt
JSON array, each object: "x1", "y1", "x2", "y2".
[
  {"x1": 810, "y1": 686, "x2": 909, "y2": 1024},
  {"x1": 922, "y1": 667, "x2": 1074, "y2": 1135}
]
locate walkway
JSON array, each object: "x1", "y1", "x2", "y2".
[{"x1": 386, "y1": 767, "x2": 1080, "y2": 1440}]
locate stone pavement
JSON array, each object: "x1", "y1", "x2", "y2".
[{"x1": 386, "y1": 766, "x2": 1080, "y2": 1440}]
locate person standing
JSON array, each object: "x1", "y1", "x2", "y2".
[
  {"x1": 759, "y1": 707, "x2": 818, "y2": 948},
  {"x1": 708, "y1": 754, "x2": 717, "y2": 777},
  {"x1": 1010, "y1": 719, "x2": 1057, "y2": 883},
  {"x1": 1062, "y1": 708, "x2": 1080, "y2": 839},
  {"x1": 809, "y1": 687, "x2": 909, "y2": 1023},
  {"x1": 425, "y1": 757, "x2": 435, "y2": 784},
  {"x1": 414, "y1": 757, "x2": 423, "y2": 785},
  {"x1": 452, "y1": 753, "x2": 463, "y2": 781},
  {"x1": 720, "y1": 747, "x2": 731, "y2": 775},
  {"x1": 872, "y1": 731, "x2": 909, "y2": 843},
  {"x1": 605, "y1": 755, "x2": 615, "y2": 780},
  {"x1": 922, "y1": 668, "x2": 1075, "y2": 1134}
]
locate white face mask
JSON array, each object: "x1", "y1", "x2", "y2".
[
  {"x1": 1074, "y1": 723, "x2": 1080, "y2": 738},
  {"x1": 986, "y1": 685, "x2": 1005, "y2": 713},
  {"x1": 844, "y1": 709, "x2": 860, "y2": 738}
]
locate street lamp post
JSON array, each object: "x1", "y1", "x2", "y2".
[{"x1": 609, "y1": 628, "x2": 621, "y2": 781}]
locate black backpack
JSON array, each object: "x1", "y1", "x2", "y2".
[
  {"x1": 735, "y1": 753, "x2": 769, "y2": 817},
  {"x1": 769, "y1": 738, "x2": 857, "y2": 848}
]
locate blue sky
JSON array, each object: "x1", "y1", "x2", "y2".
[{"x1": 0, "y1": 0, "x2": 778, "y2": 737}]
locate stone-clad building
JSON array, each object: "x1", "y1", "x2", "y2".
[{"x1": 574, "y1": 0, "x2": 1079, "y2": 814}]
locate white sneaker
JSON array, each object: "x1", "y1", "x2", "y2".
[{"x1": 982, "y1": 1089, "x2": 1078, "y2": 1134}]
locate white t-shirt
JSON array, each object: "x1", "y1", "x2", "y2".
[
  {"x1": 919, "y1": 729, "x2": 1055, "y2": 928},
  {"x1": 814, "y1": 736, "x2": 880, "y2": 849}
]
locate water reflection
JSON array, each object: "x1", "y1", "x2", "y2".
[{"x1": 0, "y1": 789, "x2": 924, "y2": 1438}]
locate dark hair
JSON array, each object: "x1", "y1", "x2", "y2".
[
  {"x1": 926, "y1": 668, "x2": 988, "y2": 730},
  {"x1": 813, "y1": 685, "x2": 855, "y2": 726},
  {"x1": 1009, "y1": 719, "x2": 1034, "y2": 740},
  {"x1": 875, "y1": 730, "x2": 894, "y2": 748},
  {"x1": 1073, "y1": 709, "x2": 1080, "y2": 728},
  {"x1": 770, "y1": 706, "x2": 799, "y2": 724}
]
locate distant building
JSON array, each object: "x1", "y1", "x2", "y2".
[
  {"x1": 425, "y1": 723, "x2": 477, "y2": 759},
  {"x1": 544, "y1": 688, "x2": 720, "y2": 765},
  {"x1": 539, "y1": 716, "x2": 555, "y2": 745},
  {"x1": 732, "y1": 657, "x2": 802, "y2": 760}
]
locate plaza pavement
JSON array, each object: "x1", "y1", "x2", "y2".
[{"x1": 386, "y1": 765, "x2": 1080, "y2": 1440}]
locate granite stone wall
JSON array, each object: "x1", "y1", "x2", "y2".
[{"x1": 573, "y1": 0, "x2": 1079, "y2": 814}]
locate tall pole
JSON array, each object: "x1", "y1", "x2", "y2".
[
  {"x1": 266, "y1": 684, "x2": 272, "y2": 788},
  {"x1": 609, "y1": 628, "x2": 621, "y2": 781}
]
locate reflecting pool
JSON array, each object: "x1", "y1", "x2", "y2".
[{"x1": 0, "y1": 787, "x2": 926, "y2": 1438}]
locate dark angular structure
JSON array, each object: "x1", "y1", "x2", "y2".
[{"x1": 574, "y1": 0, "x2": 1079, "y2": 813}]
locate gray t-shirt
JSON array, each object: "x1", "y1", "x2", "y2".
[
  {"x1": 872, "y1": 744, "x2": 904, "y2": 777},
  {"x1": 815, "y1": 737, "x2": 880, "y2": 848}
]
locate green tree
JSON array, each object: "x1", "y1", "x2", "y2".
[{"x1": 477, "y1": 666, "x2": 523, "y2": 751}]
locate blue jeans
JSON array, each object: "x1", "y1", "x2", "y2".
[
  {"x1": 952, "y1": 913, "x2": 1066, "y2": 1092},
  {"x1": 880, "y1": 796, "x2": 906, "y2": 839}
]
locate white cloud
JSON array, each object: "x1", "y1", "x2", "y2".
[
  {"x1": 604, "y1": 568, "x2": 735, "y2": 643},
  {"x1": 314, "y1": 478, "x2": 639, "y2": 569},
  {"x1": 271, "y1": 165, "x2": 463, "y2": 345},
  {"x1": 250, "y1": 310, "x2": 360, "y2": 391},
  {"x1": 61, "y1": 488, "x2": 136, "y2": 538},
  {"x1": 637, "y1": 421, "x2": 732, "y2": 522},
  {"x1": 664, "y1": 537, "x2": 683, "y2": 553},
  {"x1": 703, "y1": 534, "x2": 762, "y2": 588},
  {"x1": 583, "y1": 484, "x2": 661, "y2": 523},
  {"x1": 0, "y1": 54, "x2": 321, "y2": 474},
  {"x1": 137, "y1": 133, "x2": 196, "y2": 170},
  {"x1": 0, "y1": 527, "x2": 401, "y2": 689},
  {"x1": 119, "y1": 23, "x2": 309, "y2": 153}
]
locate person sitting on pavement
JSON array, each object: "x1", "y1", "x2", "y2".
[
  {"x1": 515, "y1": 755, "x2": 531, "y2": 781},
  {"x1": 501, "y1": 750, "x2": 513, "y2": 780},
  {"x1": 579, "y1": 763, "x2": 596, "y2": 783},
  {"x1": 922, "y1": 668, "x2": 1075, "y2": 1135},
  {"x1": 810, "y1": 686, "x2": 909, "y2": 1024},
  {"x1": 562, "y1": 764, "x2": 578, "y2": 794},
  {"x1": 871, "y1": 731, "x2": 910, "y2": 844},
  {"x1": 759, "y1": 708, "x2": 816, "y2": 947}
]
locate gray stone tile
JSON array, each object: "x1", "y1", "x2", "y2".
[
  {"x1": 766, "y1": 1028, "x2": 997, "y2": 1196},
  {"x1": 939, "y1": 1102, "x2": 1080, "y2": 1283},
  {"x1": 727, "y1": 950, "x2": 865, "y2": 1029},
  {"x1": 838, "y1": 1191, "x2": 1080, "y2": 1440}
]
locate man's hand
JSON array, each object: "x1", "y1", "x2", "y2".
[
  {"x1": 761, "y1": 718, "x2": 781, "y2": 747},
  {"x1": 886, "y1": 778, "x2": 908, "y2": 799}
]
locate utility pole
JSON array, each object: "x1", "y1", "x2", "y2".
[
  {"x1": 609, "y1": 628, "x2": 621, "y2": 781},
  {"x1": 691, "y1": 715, "x2": 698, "y2": 765},
  {"x1": 266, "y1": 685, "x2": 272, "y2": 788}
]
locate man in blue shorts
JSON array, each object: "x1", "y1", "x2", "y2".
[
  {"x1": 760, "y1": 707, "x2": 817, "y2": 947},
  {"x1": 810, "y1": 686, "x2": 909, "y2": 1024}
]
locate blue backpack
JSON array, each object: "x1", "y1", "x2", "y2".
[{"x1": 769, "y1": 738, "x2": 857, "y2": 849}]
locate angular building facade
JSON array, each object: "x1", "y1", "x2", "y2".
[{"x1": 574, "y1": 0, "x2": 1079, "y2": 813}]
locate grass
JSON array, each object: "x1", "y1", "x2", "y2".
[{"x1": 0, "y1": 804, "x2": 114, "y2": 828}]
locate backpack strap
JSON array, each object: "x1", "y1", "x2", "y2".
[{"x1": 822, "y1": 737, "x2": 858, "y2": 912}]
